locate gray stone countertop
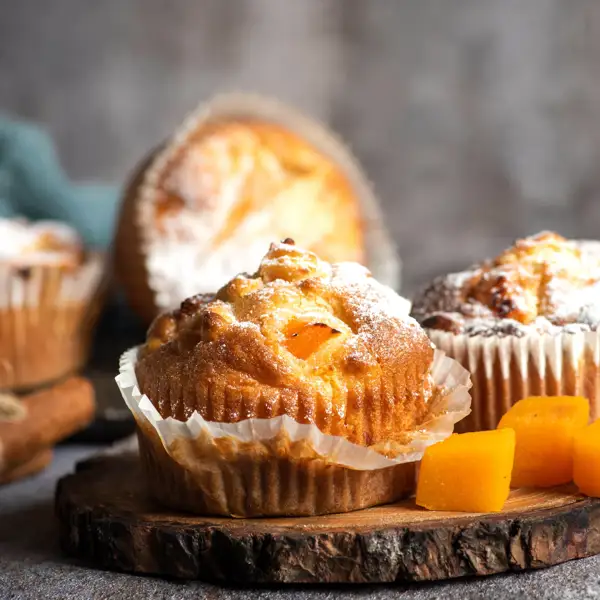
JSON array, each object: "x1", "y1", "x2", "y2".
[{"x1": 1, "y1": 446, "x2": 600, "y2": 600}]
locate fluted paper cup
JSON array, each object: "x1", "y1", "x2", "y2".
[
  {"x1": 116, "y1": 346, "x2": 471, "y2": 517},
  {"x1": 0, "y1": 254, "x2": 105, "y2": 391},
  {"x1": 428, "y1": 329, "x2": 600, "y2": 432}
]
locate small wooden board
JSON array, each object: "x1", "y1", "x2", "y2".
[{"x1": 55, "y1": 454, "x2": 600, "y2": 584}]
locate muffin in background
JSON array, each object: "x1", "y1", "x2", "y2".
[
  {"x1": 411, "y1": 232, "x2": 600, "y2": 432},
  {"x1": 114, "y1": 93, "x2": 398, "y2": 324},
  {"x1": 117, "y1": 240, "x2": 470, "y2": 517},
  {"x1": 0, "y1": 218, "x2": 105, "y2": 390}
]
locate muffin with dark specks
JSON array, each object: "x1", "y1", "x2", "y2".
[{"x1": 411, "y1": 232, "x2": 600, "y2": 431}]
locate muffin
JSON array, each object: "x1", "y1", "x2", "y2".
[
  {"x1": 114, "y1": 93, "x2": 398, "y2": 324},
  {"x1": 0, "y1": 218, "x2": 105, "y2": 390},
  {"x1": 411, "y1": 231, "x2": 600, "y2": 432},
  {"x1": 117, "y1": 240, "x2": 471, "y2": 517}
]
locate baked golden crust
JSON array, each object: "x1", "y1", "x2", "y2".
[
  {"x1": 115, "y1": 115, "x2": 366, "y2": 323},
  {"x1": 412, "y1": 232, "x2": 600, "y2": 336},
  {"x1": 153, "y1": 120, "x2": 364, "y2": 262},
  {"x1": 136, "y1": 241, "x2": 433, "y2": 447}
]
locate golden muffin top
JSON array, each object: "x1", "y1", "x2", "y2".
[
  {"x1": 136, "y1": 241, "x2": 432, "y2": 447},
  {"x1": 0, "y1": 219, "x2": 83, "y2": 267},
  {"x1": 133, "y1": 118, "x2": 365, "y2": 311},
  {"x1": 412, "y1": 232, "x2": 600, "y2": 336}
]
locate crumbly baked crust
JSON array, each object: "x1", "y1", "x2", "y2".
[
  {"x1": 412, "y1": 232, "x2": 600, "y2": 337},
  {"x1": 136, "y1": 241, "x2": 433, "y2": 447}
]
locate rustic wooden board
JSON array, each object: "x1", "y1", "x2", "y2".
[{"x1": 55, "y1": 453, "x2": 600, "y2": 584}]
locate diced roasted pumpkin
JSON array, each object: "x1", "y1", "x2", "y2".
[
  {"x1": 574, "y1": 419, "x2": 600, "y2": 498},
  {"x1": 498, "y1": 396, "x2": 589, "y2": 488},
  {"x1": 416, "y1": 429, "x2": 516, "y2": 513},
  {"x1": 285, "y1": 321, "x2": 340, "y2": 359}
]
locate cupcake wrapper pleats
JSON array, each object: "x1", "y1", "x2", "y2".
[
  {"x1": 428, "y1": 329, "x2": 600, "y2": 432},
  {"x1": 137, "y1": 425, "x2": 416, "y2": 517},
  {"x1": 116, "y1": 346, "x2": 471, "y2": 517},
  {"x1": 0, "y1": 255, "x2": 105, "y2": 390}
]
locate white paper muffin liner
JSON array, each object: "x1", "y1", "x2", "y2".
[
  {"x1": 0, "y1": 254, "x2": 105, "y2": 390},
  {"x1": 116, "y1": 346, "x2": 471, "y2": 471},
  {"x1": 116, "y1": 345, "x2": 470, "y2": 516},
  {"x1": 135, "y1": 92, "x2": 400, "y2": 319},
  {"x1": 0, "y1": 254, "x2": 103, "y2": 309},
  {"x1": 428, "y1": 328, "x2": 600, "y2": 432}
]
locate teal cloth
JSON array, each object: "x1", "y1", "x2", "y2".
[{"x1": 0, "y1": 117, "x2": 120, "y2": 248}]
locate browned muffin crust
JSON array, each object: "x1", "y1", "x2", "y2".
[
  {"x1": 136, "y1": 241, "x2": 433, "y2": 447},
  {"x1": 115, "y1": 113, "x2": 368, "y2": 323},
  {"x1": 412, "y1": 232, "x2": 600, "y2": 337}
]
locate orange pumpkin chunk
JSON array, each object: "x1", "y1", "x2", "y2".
[
  {"x1": 498, "y1": 396, "x2": 589, "y2": 488},
  {"x1": 574, "y1": 419, "x2": 600, "y2": 498},
  {"x1": 285, "y1": 322, "x2": 340, "y2": 359},
  {"x1": 416, "y1": 429, "x2": 516, "y2": 513}
]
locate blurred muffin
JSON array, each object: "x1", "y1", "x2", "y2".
[
  {"x1": 412, "y1": 232, "x2": 600, "y2": 431},
  {"x1": 114, "y1": 94, "x2": 398, "y2": 324},
  {"x1": 0, "y1": 218, "x2": 104, "y2": 390},
  {"x1": 118, "y1": 240, "x2": 471, "y2": 517}
]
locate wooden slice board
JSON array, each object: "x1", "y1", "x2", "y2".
[{"x1": 55, "y1": 453, "x2": 600, "y2": 584}]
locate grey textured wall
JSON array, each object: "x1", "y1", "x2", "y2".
[{"x1": 2, "y1": 0, "x2": 600, "y2": 291}]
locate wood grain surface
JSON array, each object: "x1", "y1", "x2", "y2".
[{"x1": 55, "y1": 452, "x2": 600, "y2": 584}]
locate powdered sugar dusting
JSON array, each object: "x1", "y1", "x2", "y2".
[
  {"x1": 411, "y1": 268, "x2": 485, "y2": 320},
  {"x1": 329, "y1": 259, "x2": 433, "y2": 406},
  {"x1": 332, "y1": 261, "x2": 411, "y2": 323},
  {"x1": 132, "y1": 94, "x2": 401, "y2": 315},
  {"x1": 153, "y1": 242, "x2": 418, "y2": 356},
  {"x1": 243, "y1": 243, "x2": 415, "y2": 342},
  {"x1": 143, "y1": 126, "x2": 356, "y2": 310},
  {"x1": 412, "y1": 233, "x2": 600, "y2": 337},
  {"x1": 0, "y1": 218, "x2": 82, "y2": 265}
]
